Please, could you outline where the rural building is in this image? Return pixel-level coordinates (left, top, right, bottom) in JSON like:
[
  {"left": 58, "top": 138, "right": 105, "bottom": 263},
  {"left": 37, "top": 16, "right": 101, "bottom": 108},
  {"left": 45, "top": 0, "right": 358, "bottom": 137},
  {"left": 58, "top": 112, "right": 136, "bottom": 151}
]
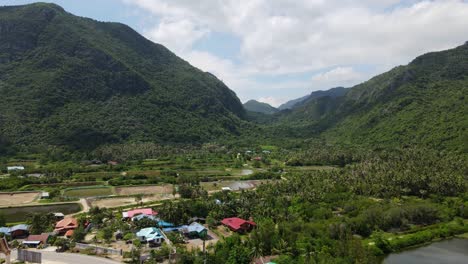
[
  {"left": 55, "top": 218, "right": 78, "bottom": 235},
  {"left": 132, "top": 214, "right": 158, "bottom": 222},
  {"left": 7, "top": 166, "right": 24, "bottom": 171},
  {"left": 180, "top": 222, "right": 207, "bottom": 239},
  {"left": 53, "top": 213, "right": 65, "bottom": 220},
  {"left": 22, "top": 233, "right": 50, "bottom": 248},
  {"left": 122, "top": 208, "right": 158, "bottom": 219},
  {"left": 8, "top": 224, "right": 30, "bottom": 238},
  {"left": 188, "top": 217, "right": 206, "bottom": 224},
  {"left": 41, "top": 192, "right": 49, "bottom": 199},
  {"left": 136, "top": 227, "right": 164, "bottom": 245},
  {"left": 222, "top": 187, "right": 232, "bottom": 192},
  {"left": 221, "top": 217, "right": 256, "bottom": 233}
]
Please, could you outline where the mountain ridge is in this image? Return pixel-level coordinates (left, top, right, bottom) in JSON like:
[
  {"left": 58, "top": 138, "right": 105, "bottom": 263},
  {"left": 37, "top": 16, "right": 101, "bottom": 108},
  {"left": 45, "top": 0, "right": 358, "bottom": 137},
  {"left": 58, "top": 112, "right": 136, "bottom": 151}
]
[{"left": 0, "top": 3, "right": 246, "bottom": 151}]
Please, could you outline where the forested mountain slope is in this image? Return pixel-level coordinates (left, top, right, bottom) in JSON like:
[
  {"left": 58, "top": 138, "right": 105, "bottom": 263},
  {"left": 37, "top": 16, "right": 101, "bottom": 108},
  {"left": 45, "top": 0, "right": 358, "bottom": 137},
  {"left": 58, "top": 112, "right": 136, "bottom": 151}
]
[
  {"left": 0, "top": 3, "right": 246, "bottom": 152},
  {"left": 275, "top": 43, "right": 468, "bottom": 152},
  {"left": 243, "top": 100, "right": 278, "bottom": 114}
]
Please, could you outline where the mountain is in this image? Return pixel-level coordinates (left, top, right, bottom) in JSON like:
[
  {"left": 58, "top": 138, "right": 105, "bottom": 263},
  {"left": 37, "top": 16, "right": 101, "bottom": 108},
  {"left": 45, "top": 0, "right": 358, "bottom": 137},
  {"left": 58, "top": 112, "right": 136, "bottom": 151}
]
[
  {"left": 0, "top": 3, "right": 246, "bottom": 151},
  {"left": 243, "top": 100, "right": 278, "bottom": 114},
  {"left": 277, "top": 95, "right": 309, "bottom": 110},
  {"left": 278, "top": 43, "right": 468, "bottom": 152},
  {"left": 278, "top": 87, "right": 347, "bottom": 110}
]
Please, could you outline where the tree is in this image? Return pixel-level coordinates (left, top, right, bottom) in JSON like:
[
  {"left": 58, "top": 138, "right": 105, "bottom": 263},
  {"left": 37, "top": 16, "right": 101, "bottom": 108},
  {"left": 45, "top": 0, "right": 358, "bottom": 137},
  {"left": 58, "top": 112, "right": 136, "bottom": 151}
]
[
  {"left": 72, "top": 225, "right": 86, "bottom": 242},
  {"left": 102, "top": 227, "right": 113, "bottom": 243}
]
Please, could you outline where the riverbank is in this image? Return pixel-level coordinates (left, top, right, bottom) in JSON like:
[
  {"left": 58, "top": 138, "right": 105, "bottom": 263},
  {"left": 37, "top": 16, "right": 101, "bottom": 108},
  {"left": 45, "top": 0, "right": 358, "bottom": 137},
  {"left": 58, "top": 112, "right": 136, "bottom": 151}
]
[
  {"left": 366, "top": 218, "right": 468, "bottom": 257},
  {"left": 383, "top": 238, "right": 468, "bottom": 264}
]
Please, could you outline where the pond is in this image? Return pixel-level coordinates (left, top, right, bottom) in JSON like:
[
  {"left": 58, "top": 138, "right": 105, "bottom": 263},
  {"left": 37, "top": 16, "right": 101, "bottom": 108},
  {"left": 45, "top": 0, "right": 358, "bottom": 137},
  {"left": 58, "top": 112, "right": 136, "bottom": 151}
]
[{"left": 384, "top": 238, "right": 468, "bottom": 264}]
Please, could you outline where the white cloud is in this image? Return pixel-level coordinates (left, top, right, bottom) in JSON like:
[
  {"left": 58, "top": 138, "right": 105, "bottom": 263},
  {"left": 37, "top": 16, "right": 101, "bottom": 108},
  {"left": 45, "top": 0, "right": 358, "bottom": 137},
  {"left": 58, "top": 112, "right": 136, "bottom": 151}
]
[
  {"left": 144, "top": 19, "right": 208, "bottom": 54},
  {"left": 122, "top": 0, "right": 468, "bottom": 102},
  {"left": 258, "top": 96, "right": 285, "bottom": 107},
  {"left": 311, "top": 67, "right": 365, "bottom": 89}
]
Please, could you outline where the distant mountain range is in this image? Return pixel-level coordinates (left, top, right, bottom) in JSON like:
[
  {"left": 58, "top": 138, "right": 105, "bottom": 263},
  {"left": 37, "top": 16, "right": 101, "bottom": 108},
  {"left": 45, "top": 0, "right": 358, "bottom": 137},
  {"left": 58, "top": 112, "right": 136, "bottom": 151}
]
[
  {"left": 278, "top": 87, "right": 347, "bottom": 110},
  {"left": 0, "top": 3, "right": 466, "bottom": 155},
  {"left": 243, "top": 100, "right": 278, "bottom": 114},
  {"left": 0, "top": 3, "right": 245, "bottom": 152},
  {"left": 274, "top": 43, "right": 468, "bottom": 152}
]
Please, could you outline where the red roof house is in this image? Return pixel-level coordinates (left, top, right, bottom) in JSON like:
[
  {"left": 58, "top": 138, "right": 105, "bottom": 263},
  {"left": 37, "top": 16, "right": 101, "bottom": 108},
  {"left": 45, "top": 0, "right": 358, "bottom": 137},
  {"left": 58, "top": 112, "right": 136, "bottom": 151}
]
[
  {"left": 23, "top": 233, "right": 50, "bottom": 247},
  {"left": 221, "top": 217, "right": 256, "bottom": 233},
  {"left": 122, "top": 208, "right": 158, "bottom": 218},
  {"left": 64, "top": 230, "right": 74, "bottom": 238},
  {"left": 55, "top": 218, "right": 78, "bottom": 235}
]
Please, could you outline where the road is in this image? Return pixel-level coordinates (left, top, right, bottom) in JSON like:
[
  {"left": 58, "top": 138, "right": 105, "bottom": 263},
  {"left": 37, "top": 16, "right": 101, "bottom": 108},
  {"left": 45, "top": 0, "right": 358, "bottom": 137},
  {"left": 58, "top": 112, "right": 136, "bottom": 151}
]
[{"left": 11, "top": 249, "right": 121, "bottom": 264}]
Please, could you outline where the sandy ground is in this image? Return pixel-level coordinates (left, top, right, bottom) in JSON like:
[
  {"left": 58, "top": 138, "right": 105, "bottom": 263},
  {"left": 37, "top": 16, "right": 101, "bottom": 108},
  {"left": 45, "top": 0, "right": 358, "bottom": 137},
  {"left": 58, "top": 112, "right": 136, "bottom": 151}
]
[
  {"left": 0, "top": 192, "right": 40, "bottom": 206},
  {"left": 115, "top": 185, "right": 174, "bottom": 196},
  {"left": 90, "top": 193, "right": 178, "bottom": 208}
]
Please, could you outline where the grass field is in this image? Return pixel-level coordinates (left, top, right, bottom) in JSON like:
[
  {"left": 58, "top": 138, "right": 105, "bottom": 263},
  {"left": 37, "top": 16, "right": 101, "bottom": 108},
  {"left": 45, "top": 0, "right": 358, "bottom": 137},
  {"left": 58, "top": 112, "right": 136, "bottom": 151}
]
[
  {"left": 63, "top": 186, "right": 113, "bottom": 198},
  {"left": 0, "top": 203, "right": 82, "bottom": 223},
  {"left": 0, "top": 192, "right": 40, "bottom": 206}
]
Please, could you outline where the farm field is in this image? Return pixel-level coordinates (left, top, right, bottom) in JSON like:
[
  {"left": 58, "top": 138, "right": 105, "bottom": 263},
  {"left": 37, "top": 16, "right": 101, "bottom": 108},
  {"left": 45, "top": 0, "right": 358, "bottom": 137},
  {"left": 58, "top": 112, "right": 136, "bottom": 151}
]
[
  {"left": 0, "top": 192, "right": 40, "bottom": 206},
  {"left": 0, "top": 203, "right": 82, "bottom": 223},
  {"left": 115, "top": 185, "right": 173, "bottom": 196},
  {"left": 63, "top": 186, "right": 114, "bottom": 198}
]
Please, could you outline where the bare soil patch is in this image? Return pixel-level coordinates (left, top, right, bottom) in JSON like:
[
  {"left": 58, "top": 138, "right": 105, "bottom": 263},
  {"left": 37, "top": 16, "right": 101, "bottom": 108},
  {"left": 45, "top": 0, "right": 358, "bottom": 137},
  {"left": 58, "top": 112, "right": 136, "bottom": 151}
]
[
  {"left": 115, "top": 185, "right": 173, "bottom": 196},
  {"left": 0, "top": 192, "right": 40, "bottom": 206}
]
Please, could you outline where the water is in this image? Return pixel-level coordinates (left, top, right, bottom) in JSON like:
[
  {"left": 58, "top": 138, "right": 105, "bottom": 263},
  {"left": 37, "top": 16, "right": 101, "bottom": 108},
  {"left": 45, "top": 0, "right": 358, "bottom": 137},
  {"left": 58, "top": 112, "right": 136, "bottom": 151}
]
[{"left": 384, "top": 238, "right": 468, "bottom": 264}]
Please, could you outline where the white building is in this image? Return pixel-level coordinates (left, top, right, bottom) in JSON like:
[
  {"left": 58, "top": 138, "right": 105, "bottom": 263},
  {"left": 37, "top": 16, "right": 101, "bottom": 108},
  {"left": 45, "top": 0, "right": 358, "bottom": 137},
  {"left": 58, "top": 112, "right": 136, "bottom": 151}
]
[{"left": 7, "top": 166, "right": 24, "bottom": 171}]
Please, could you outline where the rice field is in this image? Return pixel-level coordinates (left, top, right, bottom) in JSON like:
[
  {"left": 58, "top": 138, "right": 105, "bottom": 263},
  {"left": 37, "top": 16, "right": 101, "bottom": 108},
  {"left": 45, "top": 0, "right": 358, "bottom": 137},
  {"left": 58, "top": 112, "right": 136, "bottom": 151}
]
[{"left": 63, "top": 186, "right": 113, "bottom": 198}]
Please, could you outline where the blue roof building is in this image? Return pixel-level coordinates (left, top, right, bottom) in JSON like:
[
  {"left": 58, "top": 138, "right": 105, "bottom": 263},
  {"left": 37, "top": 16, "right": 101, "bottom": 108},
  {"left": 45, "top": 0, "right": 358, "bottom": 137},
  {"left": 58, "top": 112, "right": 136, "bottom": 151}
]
[{"left": 136, "top": 227, "right": 164, "bottom": 244}]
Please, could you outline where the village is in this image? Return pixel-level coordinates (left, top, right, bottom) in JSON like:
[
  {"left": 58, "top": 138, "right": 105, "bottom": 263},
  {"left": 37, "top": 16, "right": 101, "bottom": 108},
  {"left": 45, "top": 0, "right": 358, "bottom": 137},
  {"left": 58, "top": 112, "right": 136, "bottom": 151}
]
[
  {"left": 0, "top": 149, "right": 294, "bottom": 264},
  {"left": 0, "top": 205, "right": 258, "bottom": 263}
]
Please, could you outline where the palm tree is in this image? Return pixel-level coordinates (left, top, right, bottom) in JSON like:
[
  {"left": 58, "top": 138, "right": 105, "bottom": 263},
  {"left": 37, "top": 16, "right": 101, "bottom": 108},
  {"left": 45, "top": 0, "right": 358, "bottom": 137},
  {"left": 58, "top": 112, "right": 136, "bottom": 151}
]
[{"left": 250, "top": 242, "right": 265, "bottom": 264}]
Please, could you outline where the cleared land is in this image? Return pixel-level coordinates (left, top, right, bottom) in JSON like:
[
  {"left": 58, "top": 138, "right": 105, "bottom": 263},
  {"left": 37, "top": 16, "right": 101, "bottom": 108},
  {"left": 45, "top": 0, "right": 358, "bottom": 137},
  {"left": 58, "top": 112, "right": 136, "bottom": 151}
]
[
  {"left": 115, "top": 185, "right": 173, "bottom": 196},
  {"left": 63, "top": 186, "right": 113, "bottom": 198},
  {"left": 201, "top": 180, "right": 269, "bottom": 191},
  {"left": 0, "top": 192, "right": 40, "bottom": 206},
  {"left": 0, "top": 203, "right": 81, "bottom": 222}
]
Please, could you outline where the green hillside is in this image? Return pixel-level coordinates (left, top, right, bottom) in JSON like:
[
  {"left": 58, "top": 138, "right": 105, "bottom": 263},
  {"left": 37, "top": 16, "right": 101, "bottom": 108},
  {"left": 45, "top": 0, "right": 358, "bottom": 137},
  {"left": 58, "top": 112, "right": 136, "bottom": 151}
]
[
  {"left": 243, "top": 100, "right": 278, "bottom": 114},
  {"left": 0, "top": 3, "right": 246, "bottom": 151},
  {"left": 275, "top": 43, "right": 468, "bottom": 152}
]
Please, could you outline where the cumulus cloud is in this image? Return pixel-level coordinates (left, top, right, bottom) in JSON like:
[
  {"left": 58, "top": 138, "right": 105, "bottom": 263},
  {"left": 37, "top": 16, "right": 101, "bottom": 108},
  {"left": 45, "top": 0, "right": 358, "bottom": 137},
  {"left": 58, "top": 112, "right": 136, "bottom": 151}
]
[
  {"left": 311, "top": 67, "right": 366, "bottom": 89},
  {"left": 122, "top": 0, "right": 468, "bottom": 102}
]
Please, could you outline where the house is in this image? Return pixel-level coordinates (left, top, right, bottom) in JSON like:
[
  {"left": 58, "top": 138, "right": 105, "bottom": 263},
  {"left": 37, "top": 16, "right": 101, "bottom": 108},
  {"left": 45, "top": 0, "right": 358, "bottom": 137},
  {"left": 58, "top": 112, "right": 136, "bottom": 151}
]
[
  {"left": 41, "top": 192, "right": 50, "bottom": 199},
  {"left": 221, "top": 187, "right": 232, "bottom": 192},
  {"left": 55, "top": 218, "right": 78, "bottom": 235},
  {"left": 65, "top": 230, "right": 74, "bottom": 238},
  {"left": 53, "top": 213, "right": 65, "bottom": 220},
  {"left": 122, "top": 208, "right": 158, "bottom": 219},
  {"left": 253, "top": 157, "right": 262, "bottom": 161},
  {"left": 7, "top": 166, "right": 24, "bottom": 172},
  {"left": 181, "top": 222, "right": 207, "bottom": 239},
  {"left": 22, "top": 233, "right": 50, "bottom": 248},
  {"left": 132, "top": 214, "right": 158, "bottom": 222},
  {"left": 9, "top": 224, "right": 29, "bottom": 238},
  {"left": 188, "top": 217, "right": 206, "bottom": 224},
  {"left": 107, "top": 161, "right": 119, "bottom": 166},
  {"left": 221, "top": 217, "right": 256, "bottom": 233},
  {"left": 136, "top": 227, "right": 164, "bottom": 245}
]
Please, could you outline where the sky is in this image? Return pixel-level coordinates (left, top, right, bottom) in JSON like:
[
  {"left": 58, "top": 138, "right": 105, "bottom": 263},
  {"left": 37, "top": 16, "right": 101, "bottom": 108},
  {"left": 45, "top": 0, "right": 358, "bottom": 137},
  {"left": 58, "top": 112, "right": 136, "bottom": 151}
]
[{"left": 2, "top": 0, "right": 468, "bottom": 106}]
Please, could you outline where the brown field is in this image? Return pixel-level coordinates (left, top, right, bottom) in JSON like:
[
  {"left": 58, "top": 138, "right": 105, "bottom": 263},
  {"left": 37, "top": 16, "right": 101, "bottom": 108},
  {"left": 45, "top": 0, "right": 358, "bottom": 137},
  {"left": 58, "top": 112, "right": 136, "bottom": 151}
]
[
  {"left": 90, "top": 193, "right": 177, "bottom": 208},
  {"left": 0, "top": 192, "right": 40, "bottom": 206},
  {"left": 115, "top": 184, "right": 173, "bottom": 196}
]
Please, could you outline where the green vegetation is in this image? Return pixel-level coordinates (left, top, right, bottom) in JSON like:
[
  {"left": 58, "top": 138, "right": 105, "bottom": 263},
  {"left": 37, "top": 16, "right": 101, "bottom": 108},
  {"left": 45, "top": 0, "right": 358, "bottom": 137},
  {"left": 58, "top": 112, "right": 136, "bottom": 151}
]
[
  {"left": 63, "top": 186, "right": 113, "bottom": 198},
  {"left": 0, "top": 203, "right": 81, "bottom": 222},
  {"left": 0, "top": 3, "right": 466, "bottom": 264},
  {"left": 243, "top": 100, "right": 278, "bottom": 114},
  {"left": 0, "top": 3, "right": 246, "bottom": 154}
]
